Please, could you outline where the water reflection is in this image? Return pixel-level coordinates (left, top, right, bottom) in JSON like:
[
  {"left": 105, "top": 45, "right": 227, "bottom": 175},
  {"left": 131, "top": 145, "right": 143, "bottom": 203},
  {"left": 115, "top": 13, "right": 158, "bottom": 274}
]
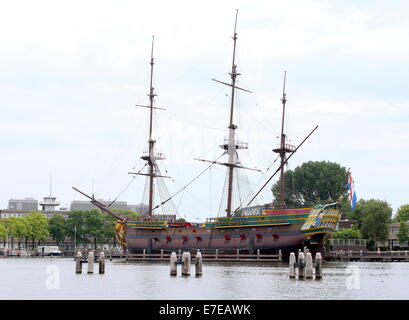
[{"left": 0, "top": 258, "right": 408, "bottom": 300}]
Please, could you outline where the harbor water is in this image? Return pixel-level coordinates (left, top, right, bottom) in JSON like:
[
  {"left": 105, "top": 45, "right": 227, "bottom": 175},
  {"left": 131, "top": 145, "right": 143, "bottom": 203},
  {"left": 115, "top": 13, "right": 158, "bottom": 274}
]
[{"left": 0, "top": 257, "right": 408, "bottom": 300}]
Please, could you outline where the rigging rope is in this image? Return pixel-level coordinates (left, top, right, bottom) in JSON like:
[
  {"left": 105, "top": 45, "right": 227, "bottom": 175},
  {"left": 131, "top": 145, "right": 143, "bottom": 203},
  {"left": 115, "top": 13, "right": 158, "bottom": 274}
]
[
  {"left": 152, "top": 152, "right": 226, "bottom": 211},
  {"left": 107, "top": 163, "right": 148, "bottom": 208}
]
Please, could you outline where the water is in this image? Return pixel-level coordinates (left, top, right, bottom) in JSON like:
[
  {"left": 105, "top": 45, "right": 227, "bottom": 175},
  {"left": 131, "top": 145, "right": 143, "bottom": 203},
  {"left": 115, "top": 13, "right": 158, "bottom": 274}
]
[{"left": 0, "top": 258, "right": 408, "bottom": 300}]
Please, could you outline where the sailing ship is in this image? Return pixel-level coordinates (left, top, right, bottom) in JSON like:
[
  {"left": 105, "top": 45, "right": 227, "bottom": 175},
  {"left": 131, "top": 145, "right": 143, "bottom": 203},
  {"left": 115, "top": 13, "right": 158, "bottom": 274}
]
[{"left": 73, "top": 11, "right": 341, "bottom": 258}]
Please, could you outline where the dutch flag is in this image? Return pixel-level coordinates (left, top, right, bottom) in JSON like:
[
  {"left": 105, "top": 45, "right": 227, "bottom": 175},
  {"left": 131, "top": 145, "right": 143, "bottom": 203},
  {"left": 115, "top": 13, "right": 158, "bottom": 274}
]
[{"left": 346, "top": 173, "right": 357, "bottom": 210}]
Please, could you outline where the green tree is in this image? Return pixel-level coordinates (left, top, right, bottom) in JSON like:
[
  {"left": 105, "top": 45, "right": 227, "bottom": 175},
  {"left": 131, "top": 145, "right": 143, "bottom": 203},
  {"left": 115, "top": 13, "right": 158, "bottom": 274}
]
[
  {"left": 360, "top": 199, "right": 392, "bottom": 245},
  {"left": 25, "top": 212, "right": 49, "bottom": 247},
  {"left": 112, "top": 209, "right": 141, "bottom": 220},
  {"left": 13, "top": 218, "right": 29, "bottom": 250},
  {"left": 397, "top": 220, "right": 409, "bottom": 246},
  {"left": 0, "top": 223, "right": 6, "bottom": 242},
  {"left": 3, "top": 217, "right": 18, "bottom": 249},
  {"left": 176, "top": 218, "right": 187, "bottom": 223},
  {"left": 344, "top": 199, "right": 366, "bottom": 229},
  {"left": 271, "top": 161, "right": 349, "bottom": 208},
  {"left": 394, "top": 204, "right": 409, "bottom": 222},
  {"left": 48, "top": 214, "right": 67, "bottom": 245},
  {"left": 67, "top": 210, "right": 114, "bottom": 248},
  {"left": 102, "top": 214, "right": 117, "bottom": 246},
  {"left": 66, "top": 210, "right": 89, "bottom": 245},
  {"left": 22, "top": 215, "right": 32, "bottom": 249},
  {"left": 332, "top": 227, "right": 363, "bottom": 239},
  {"left": 84, "top": 210, "right": 106, "bottom": 249}
]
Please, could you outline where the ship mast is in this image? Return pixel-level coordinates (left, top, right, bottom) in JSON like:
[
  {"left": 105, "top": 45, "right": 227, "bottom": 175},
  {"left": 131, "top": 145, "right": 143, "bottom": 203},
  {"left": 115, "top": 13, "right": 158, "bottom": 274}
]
[
  {"left": 130, "top": 36, "right": 168, "bottom": 221},
  {"left": 272, "top": 71, "right": 296, "bottom": 208},
  {"left": 196, "top": 10, "right": 260, "bottom": 218},
  {"left": 147, "top": 36, "right": 156, "bottom": 221},
  {"left": 225, "top": 10, "right": 240, "bottom": 218}
]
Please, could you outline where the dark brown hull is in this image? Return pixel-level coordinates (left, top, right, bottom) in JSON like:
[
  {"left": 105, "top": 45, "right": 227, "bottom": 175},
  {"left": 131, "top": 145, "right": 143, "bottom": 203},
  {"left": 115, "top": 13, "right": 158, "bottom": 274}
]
[{"left": 125, "top": 222, "right": 322, "bottom": 258}]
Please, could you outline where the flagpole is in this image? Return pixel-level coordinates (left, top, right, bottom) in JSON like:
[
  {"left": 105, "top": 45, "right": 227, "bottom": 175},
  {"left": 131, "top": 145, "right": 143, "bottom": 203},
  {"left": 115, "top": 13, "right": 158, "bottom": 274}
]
[{"left": 74, "top": 225, "right": 77, "bottom": 252}]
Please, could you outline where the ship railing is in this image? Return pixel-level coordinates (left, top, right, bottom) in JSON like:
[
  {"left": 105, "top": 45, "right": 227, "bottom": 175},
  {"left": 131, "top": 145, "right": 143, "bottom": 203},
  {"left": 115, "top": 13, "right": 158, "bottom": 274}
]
[
  {"left": 124, "top": 248, "right": 282, "bottom": 262},
  {"left": 329, "top": 239, "right": 367, "bottom": 246},
  {"left": 141, "top": 151, "right": 166, "bottom": 160},
  {"left": 326, "top": 249, "right": 409, "bottom": 259},
  {"left": 220, "top": 138, "right": 248, "bottom": 150}
]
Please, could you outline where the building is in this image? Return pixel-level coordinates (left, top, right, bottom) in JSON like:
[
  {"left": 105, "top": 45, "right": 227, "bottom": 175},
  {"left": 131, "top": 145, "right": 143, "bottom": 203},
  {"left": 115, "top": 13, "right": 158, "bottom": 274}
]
[
  {"left": 2, "top": 197, "right": 174, "bottom": 221},
  {"left": 69, "top": 200, "right": 128, "bottom": 211},
  {"left": 0, "top": 209, "right": 69, "bottom": 219},
  {"left": 1, "top": 195, "right": 68, "bottom": 219},
  {"left": 69, "top": 200, "right": 149, "bottom": 214},
  {"left": 39, "top": 196, "right": 60, "bottom": 211},
  {"left": 383, "top": 221, "right": 409, "bottom": 249},
  {"left": 8, "top": 198, "right": 38, "bottom": 211},
  {"left": 337, "top": 219, "right": 358, "bottom": 230},
  {"left": 127, "top": 203, "right": 149, "bottom": 215}
]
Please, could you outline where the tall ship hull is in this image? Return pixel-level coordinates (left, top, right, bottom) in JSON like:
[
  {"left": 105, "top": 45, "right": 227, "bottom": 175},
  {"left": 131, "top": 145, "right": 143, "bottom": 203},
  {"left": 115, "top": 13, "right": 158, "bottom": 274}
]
[{"left": 116, "top": 204, "right": 341, "bottom": 257}]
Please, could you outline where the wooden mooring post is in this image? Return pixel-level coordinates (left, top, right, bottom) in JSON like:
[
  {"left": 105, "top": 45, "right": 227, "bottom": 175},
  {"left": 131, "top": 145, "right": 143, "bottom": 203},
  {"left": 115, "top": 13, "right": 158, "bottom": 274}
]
[
  {"left": 75, "top": 251, "right": 82, "bottom": 274},
  {"left": 289, "top": 251, "right": 323, "bottom": 280},
  {"left": 170, "top": 252, "right": 177, "bottom": 276},
  {"left": 195, "top": 251, "right": 202, "bottom": 276},
  {"left": 289, "top": 252, "right": 296, "bottom": 278},
  {"left": 99, "top": 251, "right": 105, "bottom": 274},
  {"left": 315, "top": 253, "right": 322, "bottom": 279},
  {"left": 87, "top": 251, "right": 94, "bottom": 274},
  {"left": 170, "top": 251, "right": 203, "bottom": 277},
  {"left": 298, "top": 252, "right": 305, "bottom": 279},
  {"left": 305, "top": 252, "right": 313, "bottom": 279},
  {"left": 182, "top": 252, "right": 191, "bottom": 276}
]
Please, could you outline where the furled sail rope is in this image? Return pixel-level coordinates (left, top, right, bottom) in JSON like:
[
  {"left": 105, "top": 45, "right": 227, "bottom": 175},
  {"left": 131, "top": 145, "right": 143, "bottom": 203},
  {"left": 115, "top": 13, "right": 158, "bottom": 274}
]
[
  {"left": 152, "top": 152, "right": 226, "bottom": 211},
  {"left": 154, "top": 161, "right": 178, "bottom": 216},
  {"left": 107, "top": 163, "right": 147, "bottom": 208},
  {"left": 232, "top": 155, "right": 280, "bottom": 214}
]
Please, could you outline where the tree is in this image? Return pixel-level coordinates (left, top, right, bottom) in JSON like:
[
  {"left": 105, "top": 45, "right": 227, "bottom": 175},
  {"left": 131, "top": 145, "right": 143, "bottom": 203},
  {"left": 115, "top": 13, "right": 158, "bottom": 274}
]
[
  {"left": 66, "top": 210, "right": 89, "bottom": 245},
  {"left": 21, "top": 215, "right": 32, "bottom": 249},
  {"left": 48, "top": 214, "right": 67, "bottom": 245},
  {"left": 3, "top": 217, "right": 17, "bottom": 249},
  {"left": 360, "top": 199, "right": 392, "bottom": 244},
  {"left": 13, "top": 218, "right": 29, "bottom": 250},
  {"left": 25, "top": 212, "right": 49, "bottom": 247},
  {"left": 344, "top": 199, "right": 365, "bottom": 229},
  {"left": 67, "top": 210, "right": 114, "bottom": 248},
  {"left": 332, "top": 227, "right": 363, "bottom": 240},
  {"left": 271, "top": 161, "right": 349, "bottom": 208},
  {"left": 0, "top": 219, "right": 13, "bottom": 247},
  {"left": 397, "top": 220, "right": 409, "bottom": 246},
  {"left": 394, "top": 204, "right": 409, "bottom": 222},
  {"left": 112, "top": 209, "right": 141, "bottom": 220},
  {"left": 0, "top": 223, "right": 6, "bottom": 242},
  {"left": 84, "top": 210, "right": 106, "bottom": 249},
  {"left": 102, "top": 214, "right": 117, "bottom": 246}
]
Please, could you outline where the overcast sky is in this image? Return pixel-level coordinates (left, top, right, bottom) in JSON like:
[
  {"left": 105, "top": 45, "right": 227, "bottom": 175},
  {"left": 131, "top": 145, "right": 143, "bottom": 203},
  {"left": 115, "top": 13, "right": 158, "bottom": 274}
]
[{"left": 1, "top": 0, "right": 408, "bottom": 221}]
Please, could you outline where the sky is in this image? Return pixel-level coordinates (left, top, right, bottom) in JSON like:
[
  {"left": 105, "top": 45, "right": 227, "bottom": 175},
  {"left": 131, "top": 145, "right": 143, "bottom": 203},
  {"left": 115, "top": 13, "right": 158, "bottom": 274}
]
[{"left": 1, "top": 0, "right": 408, "bottom": 221}]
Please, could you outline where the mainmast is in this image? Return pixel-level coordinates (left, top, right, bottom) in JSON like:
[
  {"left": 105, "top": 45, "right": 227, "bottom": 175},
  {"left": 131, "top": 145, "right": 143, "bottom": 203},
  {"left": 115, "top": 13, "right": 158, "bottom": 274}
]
[
  {"left": 273, "top": 71, "right": 296, "bottom": 208},
  {"left": 147, "top": 36, "right": 156, "bottom": 221},
  {"left": 130, "top": 36, "right": 168, "bottom": 221},
  {"left": 225, "top": 10, "right": 240, "bottom": 218},
  {"left": 196, "top": 10, "right": 259, "bottom": 217}
]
